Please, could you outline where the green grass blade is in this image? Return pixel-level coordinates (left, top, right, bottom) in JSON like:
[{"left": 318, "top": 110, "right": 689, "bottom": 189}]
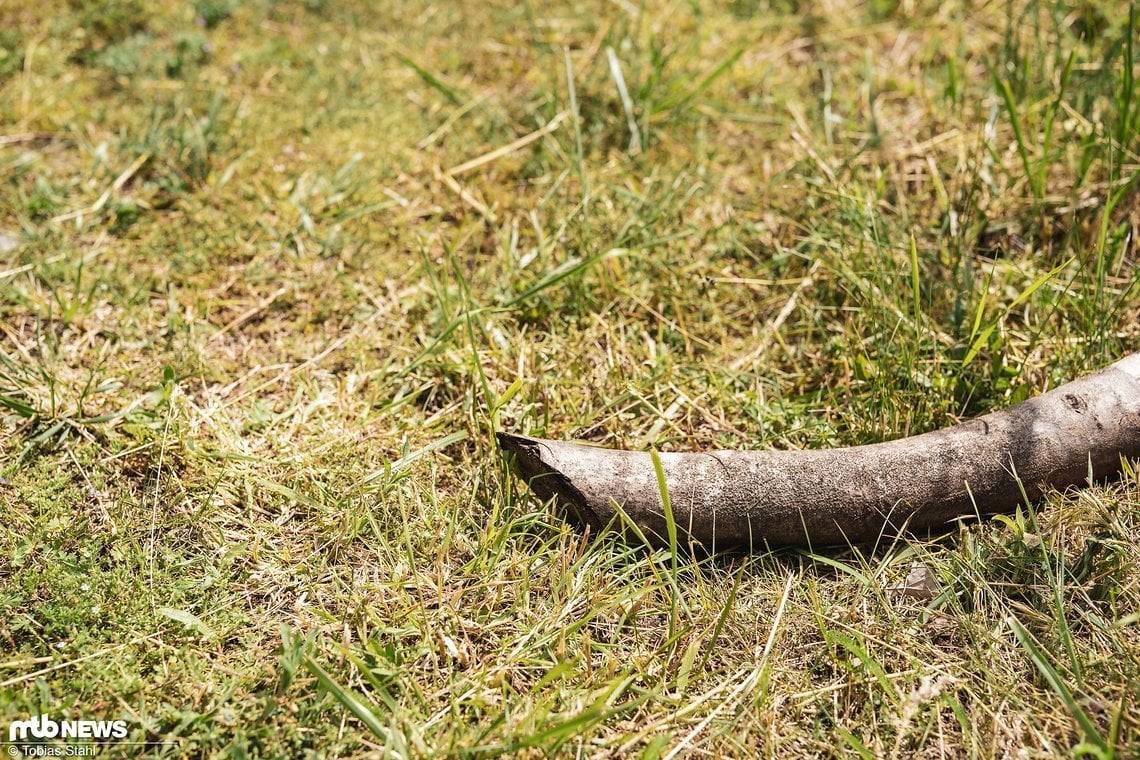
[
  {"left": 695, "top": 565, "right": 742, "bottom": 675},
  {"left": 963, "top": 258, "right": 1071, "bottom": 366},
  {"left": 804, "top": 552, "right": 872, "bottom": 586},
  {"left": 1115, "top": 5, "right": 1135, "bottom": 149},
  {"left": 0, "top": 393, "right": 37, "bottom": 417},
  {"left": 909, "top": 234, "right": 921, "bottom": 321},
  {"left": 605, "top": 47, "right": 642, "bottom": 154},
  {"left": 650, "top": 447, "right": 679, "bottom": 641},
  {"left": 363, "top": 430, "right": 468, "bottom": 484},
  {"left": 649, "top": 448, "right": 678, "bottom": 574},
  {"left": 823, "top": 629, "right": 898, "bottom": 704},
  {"left": 304, "top": 655, "right": 393, "bottom": 745},
  {"left": 1040, "top": 47, "right": 1077, "bottom": 196},
  {"left": 503, "top": 248, "right": 625, "bottom": 308},
  {"left": 1008, "top": 616, "right": 1107, "bottom": 753},
  {"left": 652, "top": 47, "right": 744, "bottom": 115},
  {"left": 993, "top": 70, "right": 1041, "bottom": 199},
  {"left": 1007, "top": 257, "right": 1073, "bottom": 311},
  {"left": 394, "top": 52, "right": 463, "bottom": 105}
]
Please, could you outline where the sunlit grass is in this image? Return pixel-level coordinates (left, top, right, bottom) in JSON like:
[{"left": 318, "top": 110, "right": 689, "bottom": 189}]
[{"left": 1, "top": 0, "right": 1138, "bottom": 756}]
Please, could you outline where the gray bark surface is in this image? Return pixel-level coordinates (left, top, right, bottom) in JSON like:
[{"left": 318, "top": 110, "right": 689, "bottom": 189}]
[{"left": 498, "top": 354, "right": 1140, "bottom": 549}]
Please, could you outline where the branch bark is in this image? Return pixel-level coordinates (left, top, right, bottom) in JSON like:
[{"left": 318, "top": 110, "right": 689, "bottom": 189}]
[{"left": 498, "top": 354, "right": 1140, "bottom": 549}]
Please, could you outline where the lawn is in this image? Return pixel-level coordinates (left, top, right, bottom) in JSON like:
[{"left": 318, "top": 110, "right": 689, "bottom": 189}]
[{"left": 1, "top": 0, "right": 1138, "bottom": 756}]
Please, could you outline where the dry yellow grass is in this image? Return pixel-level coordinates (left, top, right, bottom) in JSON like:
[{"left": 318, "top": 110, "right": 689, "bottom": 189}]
[{"left": 1, "top": 0, "right": 1138, "bottom": 756}]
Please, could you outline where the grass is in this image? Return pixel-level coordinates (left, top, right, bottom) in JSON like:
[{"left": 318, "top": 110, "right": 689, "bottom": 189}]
[{"left": 1, "top": 0, "right": 1138, "bottom": 756}]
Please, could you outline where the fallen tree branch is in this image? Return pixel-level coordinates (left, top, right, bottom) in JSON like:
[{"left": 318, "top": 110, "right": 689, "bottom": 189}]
[{"left": 498, "top": 354, "right": 1140, "bottom": 549}]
